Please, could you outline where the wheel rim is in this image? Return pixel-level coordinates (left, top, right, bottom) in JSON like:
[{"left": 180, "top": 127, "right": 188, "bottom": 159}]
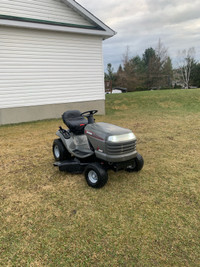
[
  {"left": 88, "top": 170, "right": 98, "bottom": 184},
  {"left": 54, "top": 145, "right": 60, "bottom": 159}
]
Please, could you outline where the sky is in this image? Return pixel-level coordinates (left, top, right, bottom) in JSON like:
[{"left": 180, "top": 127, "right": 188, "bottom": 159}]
[{"left": 77, "top": 0, "right": 200, "bottom": 72}]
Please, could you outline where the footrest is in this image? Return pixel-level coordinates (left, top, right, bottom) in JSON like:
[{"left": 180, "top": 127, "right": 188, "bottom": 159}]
[
  {"left": 54, "top": 159, "right": 88, "bottom": 173},
  {"left": 72, "top": 149, "right": 94, "bottom": 158}
]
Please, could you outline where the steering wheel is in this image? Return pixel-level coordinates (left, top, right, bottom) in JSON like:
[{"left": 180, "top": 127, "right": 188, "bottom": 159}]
[{"left": 81, "top": 110, "right": 98, "bottom": 117}]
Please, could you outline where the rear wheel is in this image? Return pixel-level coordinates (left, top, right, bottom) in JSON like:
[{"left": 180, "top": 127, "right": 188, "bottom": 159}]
[
  {"left": 53, "top": 139, "right": 71, "bottom": 161},
  {"left": 85, "top": 163, "right": 108, "bottom": 188}
]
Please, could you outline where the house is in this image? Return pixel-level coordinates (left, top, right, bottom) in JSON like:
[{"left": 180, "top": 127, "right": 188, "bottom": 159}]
[{"left": 0, "top": 0, "right": 115, "bottom": 125}]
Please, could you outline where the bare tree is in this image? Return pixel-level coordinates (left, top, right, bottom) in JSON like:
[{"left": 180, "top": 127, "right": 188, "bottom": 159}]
[
  {"left": 122, "top": 46, "right": 131, "bottom": 66},
  {"left": 177, "top": 48, "right": 195, "bottom": 89},
  {"left": 155, "top": 38, "right": 168, "bottom": 69},
  {"left": 117, "top": 46, "right": 138, "bottom": 91}
]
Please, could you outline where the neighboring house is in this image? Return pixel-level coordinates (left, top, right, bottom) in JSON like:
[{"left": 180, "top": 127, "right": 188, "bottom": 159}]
[{"left": 0, "top": 0, "right": 115, "bottom": 125}]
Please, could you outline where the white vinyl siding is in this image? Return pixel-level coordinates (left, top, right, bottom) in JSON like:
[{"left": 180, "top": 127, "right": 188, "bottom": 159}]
[
  {"left": 0, "top": 26, "right": 105, "bottom": 109},
  {"left": 0, "top": 0, "right": 93, "bottom": 27}
]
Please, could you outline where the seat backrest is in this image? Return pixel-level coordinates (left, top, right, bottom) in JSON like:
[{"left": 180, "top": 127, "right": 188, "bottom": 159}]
[
  {"left": 62, "top": 110, "right": 82, "bottom": 125},
  {"left": 62, "top": 110, "right": 88, "bottom": 135}
]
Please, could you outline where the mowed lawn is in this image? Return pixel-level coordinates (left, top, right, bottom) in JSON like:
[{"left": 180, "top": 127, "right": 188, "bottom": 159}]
[{"left": 0, "top": 89, "right": 200, "bottom": 266}]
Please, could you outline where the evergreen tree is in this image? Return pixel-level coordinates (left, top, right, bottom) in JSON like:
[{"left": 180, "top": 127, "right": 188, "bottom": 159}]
[
  {"left": 104, "top": 63, "right": 117, "bottom": 86},
  {"left": 190, "top": 62, "right": 200, "bottom": 87}
]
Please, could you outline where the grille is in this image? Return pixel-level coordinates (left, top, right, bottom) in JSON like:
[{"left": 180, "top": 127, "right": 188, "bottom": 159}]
[{"left": 107, "top": 140, "right": 136, "bottom": 155}]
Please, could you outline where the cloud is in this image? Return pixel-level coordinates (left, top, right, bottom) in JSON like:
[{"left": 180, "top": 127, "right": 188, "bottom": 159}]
[{"left": 77, "top": 0, "right": 200, "bottom": 70}]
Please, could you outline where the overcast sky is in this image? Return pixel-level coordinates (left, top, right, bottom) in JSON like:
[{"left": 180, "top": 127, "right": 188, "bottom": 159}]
[{"left": 77, "top": 0, "right": 200, "bottom": 71}]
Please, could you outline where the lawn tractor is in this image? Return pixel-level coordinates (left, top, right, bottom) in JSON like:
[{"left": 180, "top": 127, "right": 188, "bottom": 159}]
[{"left": 53, "top": 110, "right": 144, "bottom": 188}]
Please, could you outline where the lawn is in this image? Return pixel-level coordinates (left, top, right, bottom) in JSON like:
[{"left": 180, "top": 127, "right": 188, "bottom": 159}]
[{"left": 0, "top": 89, "right": 200, "bottom": 266}]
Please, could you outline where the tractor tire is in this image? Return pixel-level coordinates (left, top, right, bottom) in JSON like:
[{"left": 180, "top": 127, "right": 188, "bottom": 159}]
[
  {"left": 52, "top": 139, "right": 71, "bottom": 161},
  {"left": 85, "top": 163, "right": 108, "bottom": 188},
  {"left": 126, "top": 153, "right": 144, "bottom": 172},
  {"left": 134, "top": 153, "right": 144, "bottom": 171}
]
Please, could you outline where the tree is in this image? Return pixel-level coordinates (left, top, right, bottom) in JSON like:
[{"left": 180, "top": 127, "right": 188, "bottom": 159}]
[
  {"left": 190, "top": 62, "right": 200, "bottom": 87},
  {"left": 120, "top": 59, "right": 138, "bottom": 91},
  {"left": 142, "top": 40, "right": 173, "bottom": 89},
  {"left": 117, "top": 64, "right": 123, "bottom": 73},
  {"left": 122, "top": 46, "right": 131, "bottom": 66},
  {"left": 177, "top": 48, "right": 195, "bottom": 89},
  {"left": 115, "top": 64, "right": 126, "bottom": 88},
  {"left": 104, "top": 63, "right": 117, "bottom": 87},
  {"left": 162, "top": 56, "right": 173, "bottom": 87},
  {"left": 130, "top": 56, "right": 145, "bottom": 74},
  {"left": 142, "top": 47, "right": 156, "bottom": 67},
  {"left": 115, "top": 46, "right": 138, "bottom": 91},
  {"left": 155, "top": 38, "right": 168, "bottom": 70},
  {"left": 142, "top": 47, "right": 159, "bottom": 89},
  {"left": 105, "top": 63, "right": 114, "bottom": 81},
  {"left": 129, "top": 56, "right": 146, "bottom": 88},
  {"left": 155, "top": 39, "right": 173, "bottom": 87}
]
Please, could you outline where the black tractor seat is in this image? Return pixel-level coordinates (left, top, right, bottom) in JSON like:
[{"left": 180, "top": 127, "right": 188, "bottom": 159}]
[{"left": 62, "top": 110, "right": 88, "bottom": 135}]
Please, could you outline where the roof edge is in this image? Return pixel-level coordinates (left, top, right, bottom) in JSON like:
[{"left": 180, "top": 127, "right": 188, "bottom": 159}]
[
  {"left": 0, "top": 14, "right": 100, "bottom": 30},
  {"left": 0, "top": 18, "right": 113, "bottom": 38},
  {"left": 62, "top": 0, "right": 116, "bottom": 39}
]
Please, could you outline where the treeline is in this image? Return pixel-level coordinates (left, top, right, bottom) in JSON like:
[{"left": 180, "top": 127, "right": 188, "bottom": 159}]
[{"left": 105, "top": 40, "right": 200, "bottom": 91}]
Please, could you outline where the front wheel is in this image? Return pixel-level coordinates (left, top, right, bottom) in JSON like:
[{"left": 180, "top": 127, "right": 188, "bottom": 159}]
[
  {"left": 126, "top": 153, "right": 144, "bottom": 172},
  {"left": 134, "top": 153, "right": 144, "bottom": 171},
  {"left": 85, "top": 163, "right": 108, "bottom": 188}
]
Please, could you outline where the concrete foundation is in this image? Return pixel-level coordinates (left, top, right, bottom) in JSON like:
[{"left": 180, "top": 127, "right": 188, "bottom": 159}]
[{"left": 0, "top": 100, "right": 105, "bottom": 125}]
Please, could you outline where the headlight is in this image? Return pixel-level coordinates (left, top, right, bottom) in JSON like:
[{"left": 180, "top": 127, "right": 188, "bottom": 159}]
[{"left": 107, "top": 132, "right": 136, "bottom": 142}]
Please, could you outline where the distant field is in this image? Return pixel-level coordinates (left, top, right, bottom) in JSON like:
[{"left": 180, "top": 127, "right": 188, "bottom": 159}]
[{"left": 0, "top": 89, "right": 200, "bottom": 266}]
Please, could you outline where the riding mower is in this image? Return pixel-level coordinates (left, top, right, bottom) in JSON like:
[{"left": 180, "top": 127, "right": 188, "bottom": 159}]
[{"left": 53, "top": 110, "right": 144, "bottom": 188}]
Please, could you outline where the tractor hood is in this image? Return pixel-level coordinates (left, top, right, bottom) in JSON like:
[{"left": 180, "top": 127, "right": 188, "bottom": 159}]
[
  {"left": 85, "top": 122, "right": 136, "bottom": 142},
  {"left": 85, "top": 122, "right": 137, "bottom": 163}
]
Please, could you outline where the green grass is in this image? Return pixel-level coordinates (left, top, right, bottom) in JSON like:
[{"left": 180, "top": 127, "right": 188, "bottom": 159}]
[{"left": 0, "top": 89, "right": 200, "bottom": 266}]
